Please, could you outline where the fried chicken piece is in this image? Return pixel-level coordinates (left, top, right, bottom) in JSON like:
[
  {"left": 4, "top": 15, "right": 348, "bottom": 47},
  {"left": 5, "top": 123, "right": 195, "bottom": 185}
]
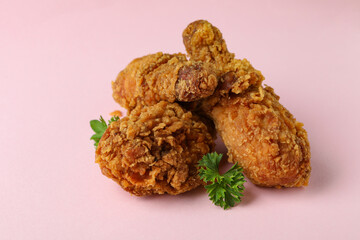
[
  {"left": 183, "top": 20, "right": 263, "bottom": 97},
  {"left": 183, "top": 20, "right": 233, "bottom": 70},
  {"left": 183, "top": 20, "right": 311, "bottom": 187},
  {"left": 112, "top": 52, "right": 218, "bottom": 111},
  {"left": 212, "top": 86, "right": 310, "bottom": 187},
  {"left": 95, "top": 101, "right": 214, "bottom": 196}
]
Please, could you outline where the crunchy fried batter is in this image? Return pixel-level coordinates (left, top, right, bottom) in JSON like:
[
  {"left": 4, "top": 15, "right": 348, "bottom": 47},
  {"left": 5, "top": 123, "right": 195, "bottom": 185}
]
[
  {"left": 112, "top": 52, "right": 218, "bottom": 111},
  {"left": 212, "top": 86, "right": 310, "bottom": 187},
  {"left": 183, "top": 20, "right": 311, "bottom": 187},
  {"left": 183, "top": 20, "right": 233, "bottom": 69},
  {"left": 183, "top": 20, "right": 264, "bottom": 98},
  {"left": 95, "top": 101, "right": 214, "bottom": 196}
]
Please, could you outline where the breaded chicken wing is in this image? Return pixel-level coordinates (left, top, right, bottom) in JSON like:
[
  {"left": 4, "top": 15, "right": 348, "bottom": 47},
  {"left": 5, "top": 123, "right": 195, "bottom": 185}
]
[
  {"left": 183, "top": 20, "right": 311, "bottom": 187},
  {"left": 95, "top": 101, "right": 214, "bottom": 196},
  {"left": 112, "top": 52, "right": 218, "bottom": 111}
]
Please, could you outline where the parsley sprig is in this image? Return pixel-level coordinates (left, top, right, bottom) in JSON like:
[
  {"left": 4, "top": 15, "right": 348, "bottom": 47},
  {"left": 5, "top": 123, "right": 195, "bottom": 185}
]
[
  {"left": 198, "top": 152, "right": 246, "bottom": 210},
  {"left": 90, "top": 116, "right": 119, "bottom": 148}
]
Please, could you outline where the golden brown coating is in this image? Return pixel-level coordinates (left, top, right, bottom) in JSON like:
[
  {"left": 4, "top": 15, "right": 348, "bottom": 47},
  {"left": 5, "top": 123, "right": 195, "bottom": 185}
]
[
  {"left": 183, "top": 20, "right": 264, "bottom": 100},
  {"left": 212, "top": 86, "right": 310, "bottom": 187},
  {"left": 112, "top": 52, "right": 218, "bottom": 111},
  {"left": 183, "top": 20, "right": 233, "bottom": 69},
  {"left": 183, "top": 20, "right": 311, "bottom": 187},
  {"left": 95, "top": 101, "right": 214, "bottom": 196}
]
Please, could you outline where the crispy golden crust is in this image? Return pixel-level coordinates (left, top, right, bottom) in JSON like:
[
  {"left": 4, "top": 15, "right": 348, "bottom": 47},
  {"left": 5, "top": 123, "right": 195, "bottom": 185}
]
[
  {"left": 183, "top": 20, "right": 233, "bottom": 69},
  {"left": 183, "top": 20, "right": 264, "bottom": 101},
  {"left": 95, "top": 101, "right": 214, "bottom": 196},
  {"left": 183, "top": 20, "right": 311, "bottom": 187},
  {"left": 112, "top": 52, "right": 218, "bottom": 111},
  {"left": 212, "top": 86, "right": 311, "bottom": 187},
  {"left": 176, "top": 62, "right": 218, "bottom": 102}
]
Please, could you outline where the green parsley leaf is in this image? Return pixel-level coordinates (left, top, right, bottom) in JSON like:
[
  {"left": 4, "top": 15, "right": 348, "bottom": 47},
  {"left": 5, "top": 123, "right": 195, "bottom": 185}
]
[
  {"left": 90, "top": 115, "right": 119, "bottom": 148},
  {"left": 198, "top": 152, "right": 246, "bottom": 210}
]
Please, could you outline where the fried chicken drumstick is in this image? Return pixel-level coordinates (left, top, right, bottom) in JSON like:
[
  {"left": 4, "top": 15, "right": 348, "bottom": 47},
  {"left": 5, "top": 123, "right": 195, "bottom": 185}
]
[
  {"left": 110, "top": 20, "right": 310, "bottom": 188},
  {"left": 96, "top": 101, "right": 214, "bottom": 196},
  {"left": 112, "top": 52, "right": 218, "bottom": 111},
  {"left": 183, "top": 20, "right": 311, "bottom": 187}
]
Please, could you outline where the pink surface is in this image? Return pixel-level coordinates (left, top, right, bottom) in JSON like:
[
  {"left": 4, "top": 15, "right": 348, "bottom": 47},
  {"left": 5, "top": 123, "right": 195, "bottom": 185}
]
[{"left": 1, "top": 0, "right": 360, "bottom": 239}]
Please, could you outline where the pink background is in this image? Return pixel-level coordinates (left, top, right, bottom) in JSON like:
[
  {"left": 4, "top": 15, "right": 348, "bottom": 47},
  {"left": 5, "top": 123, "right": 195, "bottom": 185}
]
[{"left": 1, "top": 0, "right": 359, "bottom": 239}]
